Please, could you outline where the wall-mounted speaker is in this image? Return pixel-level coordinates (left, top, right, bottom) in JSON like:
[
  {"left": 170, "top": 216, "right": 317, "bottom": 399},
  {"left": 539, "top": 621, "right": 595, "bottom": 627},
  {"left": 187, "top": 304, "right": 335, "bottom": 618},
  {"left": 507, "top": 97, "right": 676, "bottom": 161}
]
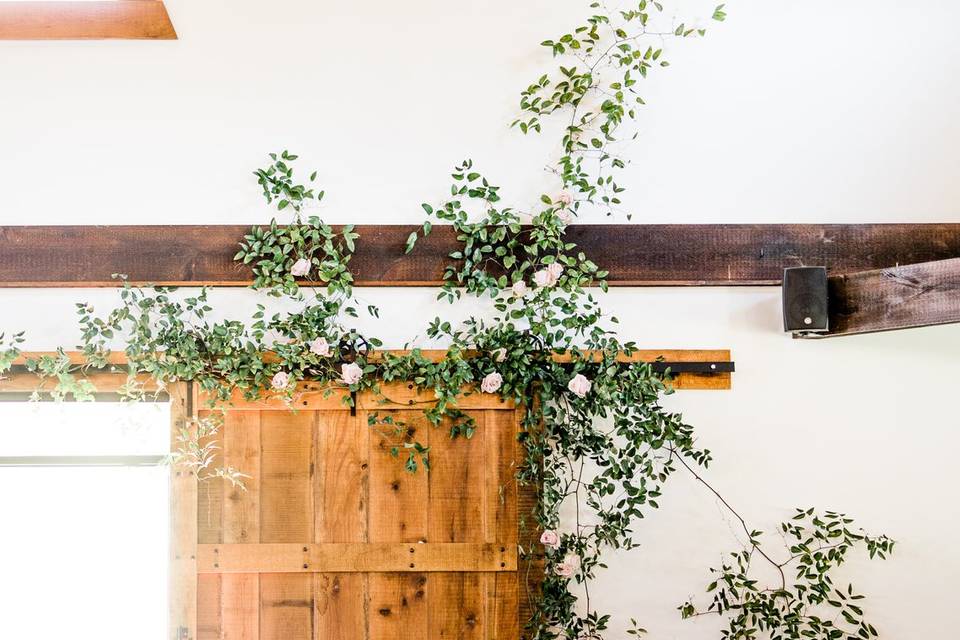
[{"left": 782, "top": 266, "right": 829, "bottom": 333}]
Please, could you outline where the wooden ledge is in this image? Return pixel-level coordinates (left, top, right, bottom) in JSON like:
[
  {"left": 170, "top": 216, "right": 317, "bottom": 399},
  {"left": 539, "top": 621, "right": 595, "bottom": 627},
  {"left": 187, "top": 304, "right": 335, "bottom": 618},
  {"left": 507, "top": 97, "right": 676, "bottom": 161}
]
[{"left": 3, "top": 349, "right": 733, "bottom": 392}]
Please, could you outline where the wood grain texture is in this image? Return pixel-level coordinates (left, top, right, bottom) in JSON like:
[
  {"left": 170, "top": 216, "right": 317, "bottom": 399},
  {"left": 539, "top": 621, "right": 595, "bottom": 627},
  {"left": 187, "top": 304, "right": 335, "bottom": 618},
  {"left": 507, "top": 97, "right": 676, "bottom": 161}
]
[
  {"left": 815, "top": 257, "right": 960, "bottom": 337},
  {"left": 3, "top": 224, "right": 959, "bottom": 286},
  {"left": 221, "top": 574, "right": 260, "bottom": 640},
  {"left": 168, "top": 383, "right": 198, "bottom": 640},
  {"left": 259, "top": 411, "right": 314, "bottom": 543},
  {"left": 222, "top": 412, "right": 261, "bottom": 545},
  {"left": 259, "top": 573, "right": 313, "bottom": 640},
  {"left": 0, "top": 1, "right": 177, "bottom": 40},
  {"left": 198, "top": 543, "right": 516, "bottom": 573}
]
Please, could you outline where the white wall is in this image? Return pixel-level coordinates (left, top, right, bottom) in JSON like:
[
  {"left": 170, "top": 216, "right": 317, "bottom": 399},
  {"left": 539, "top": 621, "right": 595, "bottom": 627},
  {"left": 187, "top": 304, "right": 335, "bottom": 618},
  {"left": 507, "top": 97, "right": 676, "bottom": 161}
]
[{"left": 2, "top": 1, "right": 959, "bottom": 637}]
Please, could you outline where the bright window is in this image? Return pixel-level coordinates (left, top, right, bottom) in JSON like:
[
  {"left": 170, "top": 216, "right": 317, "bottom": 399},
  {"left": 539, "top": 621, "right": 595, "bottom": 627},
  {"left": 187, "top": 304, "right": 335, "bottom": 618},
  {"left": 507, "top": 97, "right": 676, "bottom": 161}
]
[{"left": 0, "top": 401, "right": 170, "bottom": 640}]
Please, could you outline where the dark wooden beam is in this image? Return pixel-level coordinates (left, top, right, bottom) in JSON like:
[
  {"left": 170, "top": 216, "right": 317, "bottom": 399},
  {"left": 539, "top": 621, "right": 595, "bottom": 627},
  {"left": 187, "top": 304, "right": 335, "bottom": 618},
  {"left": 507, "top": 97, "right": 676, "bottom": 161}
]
[
  {"left": 811, "top": 257, "right": 960, "bottom": 337},
  {"left": 1, "top": 224, "right": 959, "bottom": 288}
]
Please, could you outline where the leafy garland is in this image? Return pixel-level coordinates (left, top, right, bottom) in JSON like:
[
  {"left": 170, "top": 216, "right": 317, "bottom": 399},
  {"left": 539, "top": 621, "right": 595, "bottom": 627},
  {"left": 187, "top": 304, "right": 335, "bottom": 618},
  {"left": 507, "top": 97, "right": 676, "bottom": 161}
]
[{"left": 0, "top": 2, "right": 896, "bottom": 638}]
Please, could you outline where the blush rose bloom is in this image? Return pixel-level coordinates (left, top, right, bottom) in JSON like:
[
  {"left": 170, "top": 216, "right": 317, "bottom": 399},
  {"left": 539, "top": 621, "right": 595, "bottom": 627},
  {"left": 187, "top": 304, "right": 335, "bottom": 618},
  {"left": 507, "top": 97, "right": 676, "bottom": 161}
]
[
  {"left": 553, "top": 559, "right": 575, "bottom": 577},
  {"left": 567, "top": 373, "right": 591, "bottom": 398},
  {"left": 340, "top": 362, "right": 363, "bottom": 385},
  {"left": 309, "top": 337, "right": 332, "bottom": 357},
  {"left": 556, "top": 209, "right": 573, "bottom": 224},
  {"left": 290, "top": 258, "right": 311, "bottom": 277},
  {"left": 533, "top": 263, "right": 563, "bottom": 288},
  {"left": 511, "top": 280, "right": 528, "bottom": 297},
  {"left": 481, "top": 372, "right": 503, "bottom": 394},
  {"left": 539, "top": 530, "right": 560, "bottom": 549},
  {"left": 555, "top": 190, "right": 573, "bottom": 206},
  {"left": 271, "top": 371, "right": 290, "bottom": 389}
]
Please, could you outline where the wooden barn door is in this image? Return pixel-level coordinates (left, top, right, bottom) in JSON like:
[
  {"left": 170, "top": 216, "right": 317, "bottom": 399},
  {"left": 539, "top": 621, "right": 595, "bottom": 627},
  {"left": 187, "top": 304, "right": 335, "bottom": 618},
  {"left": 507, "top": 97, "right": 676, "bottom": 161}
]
[{"left": 172, "top": 382, "right": 526, "bottom": 640}]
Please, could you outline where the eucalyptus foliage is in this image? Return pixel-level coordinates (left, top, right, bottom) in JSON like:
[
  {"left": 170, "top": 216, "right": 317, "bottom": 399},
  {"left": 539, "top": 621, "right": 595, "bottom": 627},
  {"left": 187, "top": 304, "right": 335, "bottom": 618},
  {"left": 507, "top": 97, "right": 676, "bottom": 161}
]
[{"left": 0, "top": 2, "right": 895, "bottom": 638}]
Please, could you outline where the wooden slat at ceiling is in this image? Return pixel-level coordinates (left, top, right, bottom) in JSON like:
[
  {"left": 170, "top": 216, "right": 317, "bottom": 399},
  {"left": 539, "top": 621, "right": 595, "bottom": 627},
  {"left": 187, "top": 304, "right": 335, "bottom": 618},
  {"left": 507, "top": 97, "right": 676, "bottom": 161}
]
[
  {"left": 2, "top": 224, "right": 959, "bottom": 287},
  {"left": 0, "top": 1, "right": 177, "bottom": 40}
]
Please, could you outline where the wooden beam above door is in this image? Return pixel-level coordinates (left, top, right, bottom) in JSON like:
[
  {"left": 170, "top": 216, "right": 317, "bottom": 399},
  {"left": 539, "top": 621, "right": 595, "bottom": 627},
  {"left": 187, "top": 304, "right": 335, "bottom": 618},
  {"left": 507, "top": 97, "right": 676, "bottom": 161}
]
[{"left": 1, "top": 224, "right": 958, "bottom": 288}]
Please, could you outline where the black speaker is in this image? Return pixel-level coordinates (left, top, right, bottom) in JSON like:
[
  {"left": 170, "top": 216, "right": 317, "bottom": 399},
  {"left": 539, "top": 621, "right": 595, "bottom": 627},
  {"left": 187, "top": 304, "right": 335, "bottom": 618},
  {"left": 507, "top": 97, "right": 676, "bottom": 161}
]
[{"left": 782, "top": 267, "right": 829, "bottom": 332}]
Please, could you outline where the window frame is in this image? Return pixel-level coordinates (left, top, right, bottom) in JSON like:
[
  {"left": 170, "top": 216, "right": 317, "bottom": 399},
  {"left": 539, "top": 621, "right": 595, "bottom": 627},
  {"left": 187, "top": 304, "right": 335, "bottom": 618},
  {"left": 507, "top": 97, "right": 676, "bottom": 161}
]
[{"left": 0, "top": 1, "right": 177, "bottom": 40}]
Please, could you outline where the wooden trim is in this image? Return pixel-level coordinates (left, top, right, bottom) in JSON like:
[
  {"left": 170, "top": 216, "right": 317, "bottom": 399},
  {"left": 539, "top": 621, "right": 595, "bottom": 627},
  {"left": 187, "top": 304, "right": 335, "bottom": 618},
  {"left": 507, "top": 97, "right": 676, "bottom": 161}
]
[
  {"left": 2, "top": 224, "right": 959, "bottom": 287},
  {"left": 168, "top": 383, "right": 197, "bottom": 640},
  {"left": 809, "top": 257, "right": 960, "bottom": 337},
  {"left": 0, "top": 1, "right": 177, "bottom": 40},
  {"left": 197, "top": 543, "right": 516, "bottom": 573}
]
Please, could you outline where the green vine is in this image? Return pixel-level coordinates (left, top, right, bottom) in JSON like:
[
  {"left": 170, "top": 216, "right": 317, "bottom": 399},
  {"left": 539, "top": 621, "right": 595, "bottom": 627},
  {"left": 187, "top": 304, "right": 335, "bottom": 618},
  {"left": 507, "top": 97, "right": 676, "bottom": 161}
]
[{"left": 0, "top": 2, "right": 896, "bottom": 638}]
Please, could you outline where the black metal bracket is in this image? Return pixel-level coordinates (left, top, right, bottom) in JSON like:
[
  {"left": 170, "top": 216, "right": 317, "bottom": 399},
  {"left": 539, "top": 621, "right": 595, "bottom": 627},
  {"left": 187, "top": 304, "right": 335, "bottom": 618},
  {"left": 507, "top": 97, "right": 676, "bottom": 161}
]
[{"left": 650, "top": 361, "right": 735, "bottom": 375}]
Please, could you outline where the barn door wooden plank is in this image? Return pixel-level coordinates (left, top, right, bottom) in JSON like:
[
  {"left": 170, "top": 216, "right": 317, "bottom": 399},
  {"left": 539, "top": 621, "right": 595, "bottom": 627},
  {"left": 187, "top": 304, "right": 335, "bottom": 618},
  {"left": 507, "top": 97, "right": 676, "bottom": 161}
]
[
  {"left": 221, "top": 573, "right": 260, "bottom": 640},
  {"left": 486, "top": 409, "right": 521, "bottom": 640},
  {"left": 315, "top": 574, "right": 366, "bottom": 640},
  {"left": 260, "top": 410, "right": 314, "bottom": 543},
  {"left": 427, "top": 412, "right": 488, "bottom": 638},
  {"left": 369, "top": 410, "right": 430, "bottom": 638},
  {"left": 169, "top": 383, "right": 198, "bottom": 640},
  {"left": 488, "top": 573, "right": 519, "bottom": 640},
  {"left": 196, "top": 574, "right": 222, "bottom": 640},
  {"left": 196, "top": 410, "right": 223, "bottom": 545},
  {"left": 260, "top": 410, "right": 315, "bottom": 638},
  {"left": 430, "top": 573, "right": 487, "bottom": 640},
  {"left": 314, "top": 410, "right": 369, "bottom": 638},
  {"left": 260, "top": 573, "right": 314, "bottom": 640},
  {"left": 368, "top": 411, "right": 429, "bottom": 543},
  {"left": 222, "top": 412, "right": 261, "bottom": 544},
  {"left": 484, "top": 410, "right": 519, "bottom": 545},
  {"left": 219, "top": 412, "right": 262, "bottom": 637},
  {"left": 314, "top": 410, "right": 369, "bottom": 542},
  {"left": 368, "top": 573, "right": 429, "bottom": 640},
  {"left": 428, "top": 411, "right": 485, "bottom": 544}
]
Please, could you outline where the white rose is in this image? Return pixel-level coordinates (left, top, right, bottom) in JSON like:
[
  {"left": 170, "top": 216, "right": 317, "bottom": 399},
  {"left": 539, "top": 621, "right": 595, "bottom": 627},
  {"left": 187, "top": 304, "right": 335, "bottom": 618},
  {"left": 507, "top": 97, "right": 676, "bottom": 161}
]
[
  {"left": 271, "top": 371, "right": 290, "bottom": 389},
  {"left": 290, "top": 258, "right": 311, "bottom": 277},
  {"left": 533, "top": 263, "right": 563, "bottom": 288},
  {"left": 309, "top": 337, "right": 332, "bottom": 357},
  {"left": 511, "top": 280, "right": 528, "bottom": 297},
  {"left": 340, "top": 362, "right": 363, "bottom": 385},
  {"left": 567, "top": 373, "right": 591, "bottom": 398},
  {"left": 481, "top": 372, "right": 503, "bottom": 394}
]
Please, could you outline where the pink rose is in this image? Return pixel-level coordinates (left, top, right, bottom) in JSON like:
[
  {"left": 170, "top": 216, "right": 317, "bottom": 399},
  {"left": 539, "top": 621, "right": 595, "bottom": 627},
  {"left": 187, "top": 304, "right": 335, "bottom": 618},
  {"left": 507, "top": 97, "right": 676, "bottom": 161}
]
[
  {"left": 271, "top": 371, "right": 290, "bottom": 389},
  {"left": 481, "top": 372, "right": 503, "bottom": 394},
  {"left": 539, "top": 530, "right": 560, "bottom": 549},
  {"left": 290, "top": 258, "right": 311, "bottom": 277},
  {"left": 492, "top": 348, "right": 507, "bottom": 363},
  {"left": 309, "top": 337, "right": 332, "bottom": 357},
  {"left": 340, "top": 362, "right": 363, "bottom": 385},
  {"left": 511, "top": 280, "right": 528, "bottom": 297},
  {"left": 556, "top": 209, "right": 573, "bottom": 224},
  {"left": 555, "top": 190, "right": 573, "bottom": 206},
  {"left": 533, "top": 263, "right": 563, "bottom": 288},
  {"left": 553, "top": 560, "right": 575, "bottom": 577},
  {"left": 567, "top": 373, "right": 591, "bottom": 398}
]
